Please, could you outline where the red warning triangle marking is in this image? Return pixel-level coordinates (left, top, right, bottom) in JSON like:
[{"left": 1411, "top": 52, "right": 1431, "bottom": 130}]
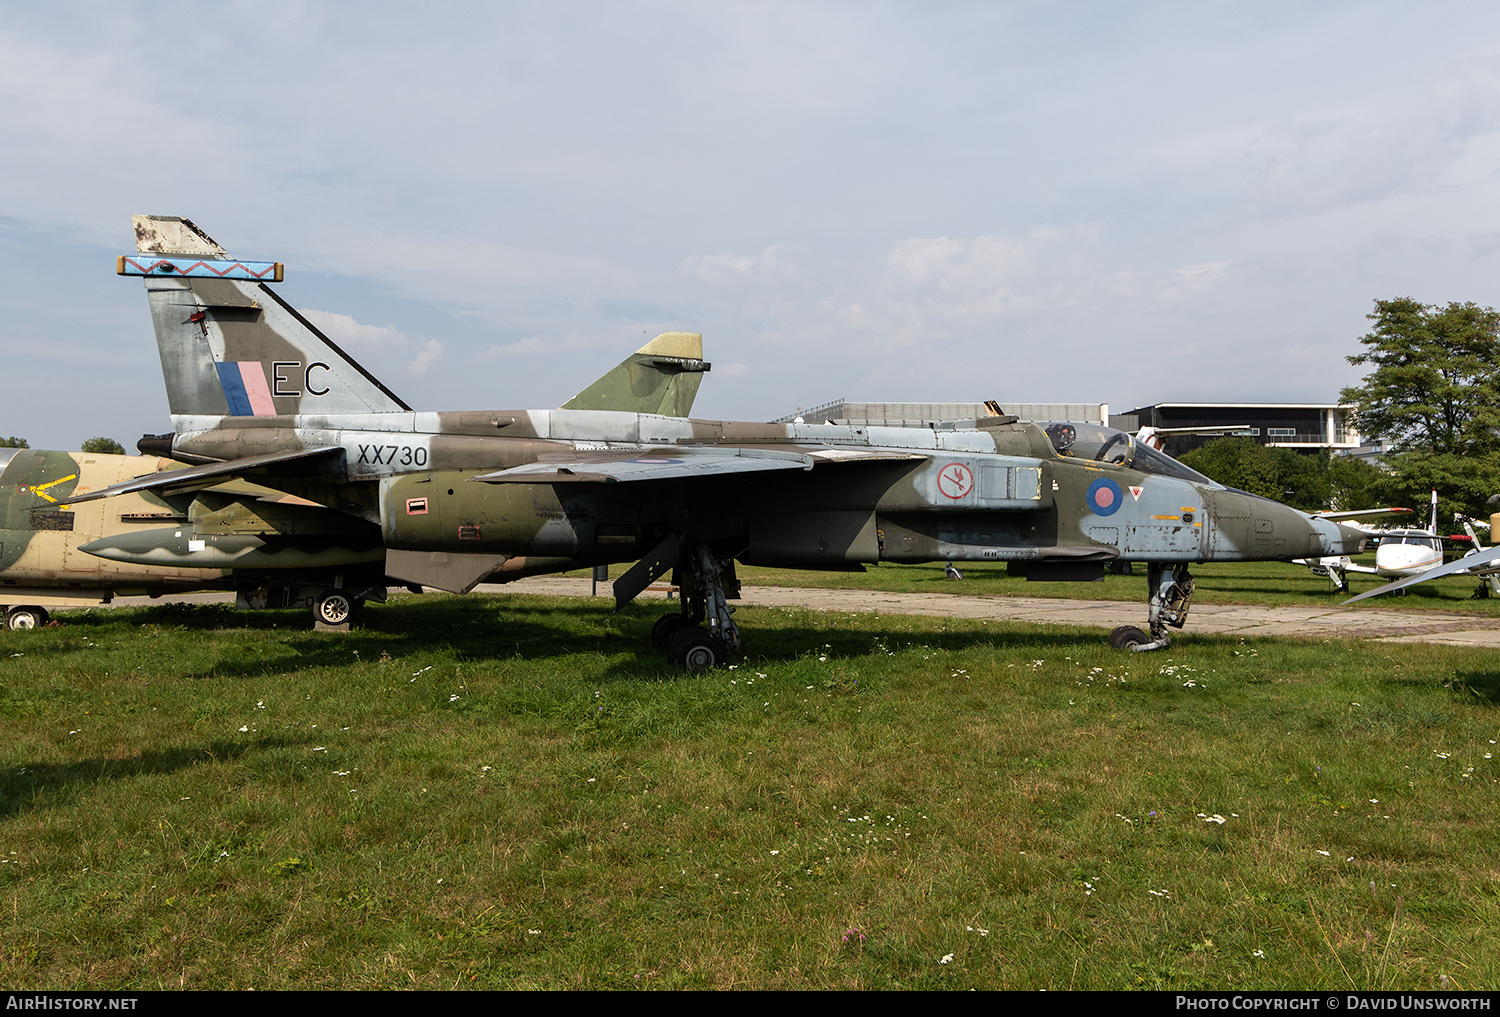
[{"left": 1129, "top": 486, "right": 1144, "bottom": 500}]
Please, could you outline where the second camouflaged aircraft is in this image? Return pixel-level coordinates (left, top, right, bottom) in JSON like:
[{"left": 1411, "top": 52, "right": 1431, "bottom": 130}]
[{"left": 71, "top": 215, "right": 1368, "bottom": 666}]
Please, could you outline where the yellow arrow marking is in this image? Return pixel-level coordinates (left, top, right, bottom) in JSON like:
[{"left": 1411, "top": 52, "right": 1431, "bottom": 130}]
[{"left": 32, "top": 474, "right": 77, "bottom": 504}]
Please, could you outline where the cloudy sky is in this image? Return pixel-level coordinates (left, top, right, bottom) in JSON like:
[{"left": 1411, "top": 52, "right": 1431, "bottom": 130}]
[{"left": 4, "top": 1, "right": 1500, "bottom": 449}]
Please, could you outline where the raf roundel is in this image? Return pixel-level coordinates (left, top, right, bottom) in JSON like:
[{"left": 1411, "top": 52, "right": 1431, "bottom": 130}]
[{"left": 1086, "top": 477, "right": 1124, "bottom": 516}]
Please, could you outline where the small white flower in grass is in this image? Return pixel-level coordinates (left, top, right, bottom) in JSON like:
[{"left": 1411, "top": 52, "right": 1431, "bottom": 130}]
[
  {"left": 1316, "top": 850, "right": 1331, "bottom": 856},
  {"left": 770, "top": 850, "right": 779, "bottom": 855},
  {"left": 449, "top": 694, "right": 459, "bottom": 702},
  {"left": 238, "top": 725, "right": 248, "bottom": 732},
  {"left": 1252, "top": 949, "right": 1265, "bottom": 959},
  {"left": 940, "top": 954, "right": 954, "bottom": 965}
]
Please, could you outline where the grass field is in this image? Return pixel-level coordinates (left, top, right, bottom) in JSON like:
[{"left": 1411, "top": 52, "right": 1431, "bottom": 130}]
[{"left": 3, "top": 589, "right": 1498, "bottom": 989}]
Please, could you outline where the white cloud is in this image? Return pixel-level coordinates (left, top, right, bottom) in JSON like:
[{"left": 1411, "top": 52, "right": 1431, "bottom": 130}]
[
  {"left": 484, "top": 337, "right": 550, "bottom": 358},
  {"left": 409, "top": 339, "right": 444, "bottom": 374},
  {"left": 300, "top": 309, "right": 408, "bottom": 347},
  {"left": 682, "top": 245, "right": 794, "bottom": 286}
]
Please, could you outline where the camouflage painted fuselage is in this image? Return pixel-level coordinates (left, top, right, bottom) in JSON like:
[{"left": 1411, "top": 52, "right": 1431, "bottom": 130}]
[
  {"left": 120, "top": 215, "right": 1364, "bottom": 594},
  {"left": 1, "top": 448, "right": 386, "bottom": 610},
  {"left": 161, "top": 410, "right": 1361, "bottom": 582},
  {"left": 0, "top": 448, "right": 233, "bottom": 606}
]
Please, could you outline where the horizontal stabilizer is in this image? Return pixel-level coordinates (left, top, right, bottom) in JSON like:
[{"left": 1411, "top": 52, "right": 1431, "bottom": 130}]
[{"left": 61, "top": 446, "right": 344, "bottom": 504}]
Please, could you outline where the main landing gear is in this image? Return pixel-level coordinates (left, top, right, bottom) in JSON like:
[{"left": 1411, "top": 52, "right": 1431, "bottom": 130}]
[
  {"left": 651, "top": 545, "right": 742, "bottom": 671},
  {"left": 6, "top": 606, "right": 49, "bottom": 630},
  {"left": 1108, "top": 563, "right": 1195, "bottom": 653}
]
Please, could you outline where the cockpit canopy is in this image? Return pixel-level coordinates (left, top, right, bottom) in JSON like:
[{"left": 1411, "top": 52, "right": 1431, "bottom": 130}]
[
  {"left": 1035, "top": 421, "right": 1215, "bottom": 485},
  {"left": 1380, "top": 529, "right": 1442, "bottom": 552}
]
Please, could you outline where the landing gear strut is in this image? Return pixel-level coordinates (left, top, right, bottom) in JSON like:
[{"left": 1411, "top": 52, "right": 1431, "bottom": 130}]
[
  {"left": 1109, "top": 562, "right": 1194, "bottom": 653},
  {"left": 660, "top": 546, "right": 741, "bottom": 670}
]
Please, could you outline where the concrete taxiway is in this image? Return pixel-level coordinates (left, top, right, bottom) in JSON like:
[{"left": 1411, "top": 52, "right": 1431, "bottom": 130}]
[
  {"left": 98, "top": 578, "right": 1500, "bottom": 648},
  {"left": 493, "top": 577, "right": 1500, "bottom": 649}
]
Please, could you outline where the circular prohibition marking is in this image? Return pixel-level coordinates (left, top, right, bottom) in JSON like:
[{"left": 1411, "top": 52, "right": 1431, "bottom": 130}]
[
  {"left": 1086, "top": 476, "right": 1124, "bottom": 516},
  {"left": 937, "top": 463, "right": 975, "bottom": 499}
]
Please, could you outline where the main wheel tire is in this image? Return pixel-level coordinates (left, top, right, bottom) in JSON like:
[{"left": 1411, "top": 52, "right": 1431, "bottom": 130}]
[
  {"left": 6, "top": 606, "right": 45, "bottom": 631},
  {"left": 667, "top": 627, "right": 728, "bottom": 670},
  {"left": 1107, "top": 624, "right": 1149, "bottom": 650},
  {"left": 315, "top": 592, "right": 354, "bottom": 626},
  {"left": 651, "top": 612, "right": 695, "bottom": 649}
]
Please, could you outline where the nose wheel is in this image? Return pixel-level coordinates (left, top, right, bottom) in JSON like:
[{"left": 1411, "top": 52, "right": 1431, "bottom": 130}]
[{"left": 1111, "top": 563, "right": 1194, "bottom": 652}]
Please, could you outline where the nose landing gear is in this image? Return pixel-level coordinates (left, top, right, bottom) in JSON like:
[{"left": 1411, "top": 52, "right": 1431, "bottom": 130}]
[{"left": 1109, "top": 562, "right": 1194, "bottom": 652}]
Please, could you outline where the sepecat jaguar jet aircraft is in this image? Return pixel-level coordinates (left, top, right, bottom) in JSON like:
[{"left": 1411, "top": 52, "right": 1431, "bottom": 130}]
[{"left": 69, "top": 215, "right": 1368, "bottom": 666}]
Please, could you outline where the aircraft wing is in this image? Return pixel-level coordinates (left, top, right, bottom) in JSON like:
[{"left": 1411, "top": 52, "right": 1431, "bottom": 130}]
[
  {"left": 1342, "top": 544, "right": 1500, "bottom": 604},
  {"left": 474, "top": 447, "right": 817, "bottom": 484},
  {"left": 473, "top": 446, "right": 925, "bottom": 485},
  {"left": 1315, "top": 507, "right": 1413, "bottom": 523},
  {"left": 61, "top": 446, "right": 344, "bottom": 504}
]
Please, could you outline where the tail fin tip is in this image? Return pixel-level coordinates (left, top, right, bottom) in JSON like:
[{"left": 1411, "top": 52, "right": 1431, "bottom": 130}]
[{"left": 132, "top": 215, "right": 228, "bottom": 257}]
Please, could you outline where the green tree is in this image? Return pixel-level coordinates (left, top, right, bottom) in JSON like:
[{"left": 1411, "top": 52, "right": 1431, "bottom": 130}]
[
  {"left": 80, "top": 436, "right": 126, "bottom": 455},
  {"left": 1179, "top": 438, "right": 1381, "bottom": 512},
  {"left": 1341, "top": 297, "right": 1500, "bottom": 524},
  {"left": 0, "top": 436, "right": 28, "bottom": 448},
  {"left": 1341, "top": 298, "right": 1500, "bottom": 456},
  {"left": 1179, "top": 437, "right": 1282, "bottom": 500}
]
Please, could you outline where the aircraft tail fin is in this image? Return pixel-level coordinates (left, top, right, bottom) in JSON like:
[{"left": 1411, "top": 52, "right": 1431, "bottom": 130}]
[
  {"left": 125, "top": 215, "right": 410, "bottom": 420},
  {"left": 561, "top": 332, "right": 709, "bottom": 416}
]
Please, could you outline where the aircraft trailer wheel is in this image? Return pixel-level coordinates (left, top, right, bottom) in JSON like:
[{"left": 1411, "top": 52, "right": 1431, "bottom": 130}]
[
  {"left": 6, "top": 606, "right": 46, "bottom": 631},
  {"left": 667, "top": 627, "right": 728, "bottom": 670},
  {"left": 315, "top": 592, "right": 355, "bottom": 627},
  {"left": 1107, "top": 625, "right": 1150, "bottom": 650},
  {"left": 651, "top": 612, "right": 695, "bottom": 649}
]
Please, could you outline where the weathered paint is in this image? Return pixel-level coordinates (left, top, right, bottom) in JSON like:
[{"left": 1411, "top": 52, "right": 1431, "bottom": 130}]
[{"left": 80, "top": 216, "right": 1368, "bottom": 610}]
